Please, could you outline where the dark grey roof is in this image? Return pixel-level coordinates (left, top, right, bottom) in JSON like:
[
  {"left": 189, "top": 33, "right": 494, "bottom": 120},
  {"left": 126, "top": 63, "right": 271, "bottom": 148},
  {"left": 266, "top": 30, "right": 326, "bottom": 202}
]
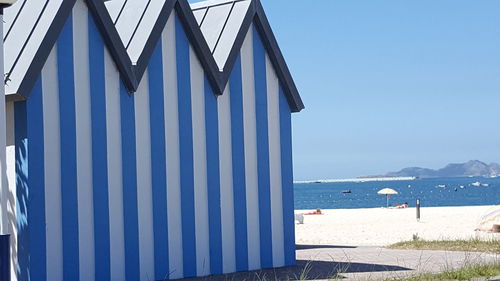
[
  {"left": 190, "top": 0, "right": 251, "bottom": 70},
  {"left": 3, "top": 0, "right": 65, "bottom": 96}
]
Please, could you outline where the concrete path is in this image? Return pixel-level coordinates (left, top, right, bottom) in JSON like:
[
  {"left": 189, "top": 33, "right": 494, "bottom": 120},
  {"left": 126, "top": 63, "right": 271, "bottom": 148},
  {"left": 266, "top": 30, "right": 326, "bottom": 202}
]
[{"left": 175, "top": 245, "right": 499, "bottom": 281}]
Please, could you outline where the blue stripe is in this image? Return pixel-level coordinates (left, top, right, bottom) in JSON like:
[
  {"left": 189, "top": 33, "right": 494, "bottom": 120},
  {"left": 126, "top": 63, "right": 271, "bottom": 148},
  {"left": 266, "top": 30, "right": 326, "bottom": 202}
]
[
  {"left": 148, "top": 41, "right": 169, "bottom": 280},
  {"left": 279, "top": 87, "right": 296, "bottom": 266},
  {"left": 88, "top": 13, "right": 111, "bottom": 281},
  {"left": 25, "top": 80, "right": 46, "bottom": 281},
  {"left": 14, "top": 100, "right": 30, "bottom": 281},
  {"left": 16, "top": 79, "right": 46, "bottom": 281},
  {"left": 204, "top": 78, "right": 223, "bottom": 275},
  {"left": 253, "top": 27, "right": 273, "bottom": 269},
  {"left": 57, "top": 15, "right": 80, "bottom": 280},
  {"left": 120, "top": 83, "right": 140, "bottom": 281},
  {"left": 229, "top": 55, "right": 249, "bottom": 272},
  {"left": 175, "top": 16, "right": 197, "bottom": 278}
]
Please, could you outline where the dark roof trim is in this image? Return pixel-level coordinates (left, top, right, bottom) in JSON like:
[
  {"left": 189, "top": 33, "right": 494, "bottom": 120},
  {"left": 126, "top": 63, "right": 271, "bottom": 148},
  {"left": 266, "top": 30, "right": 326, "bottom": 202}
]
[
  {"left": 0, "top": 3, "right": 15, "bottom": 11},
  {"left": 218, "top": 0, "right": 255, "bottom": 95},
  {"left": 215, "top": 0, "right": 304, "bottom": 112},
  {"left": 88, "top": 0, "right": 224, "bottom": 95},
  {"left": 133, "top": 0, "right": 175, "bottom": 84},
  {"left": 86, "top": 0, "right": 137, "bottom": 92},
  {"left": 174, "top": 0, "right": 223, "bottom": 94},
  {"left": 253, "top": 0, "right": 304, "bottom": 112},
  {"left": 12, "top": 0, "right": 304, "bottom": 112},
  {"left": 16, "top": 0, "right": 76, "bottom": 99}
]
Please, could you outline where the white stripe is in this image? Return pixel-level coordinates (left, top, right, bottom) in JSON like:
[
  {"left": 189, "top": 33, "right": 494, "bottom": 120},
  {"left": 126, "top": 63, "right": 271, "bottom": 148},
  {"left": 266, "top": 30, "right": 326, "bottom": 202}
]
[
  {"left": 190, "top": 46, "right": 210, "bottom": 276},
  {"left": 5, "top": 101, "right": 18, "bottom": 281},
  {"left": 266, "top": 54, "right": 284, "bottom": 267},
  {"left": 1, "top": 16, "right": 16, "bottom": 280},
  {"left": 42, "top": 46, "right": 63, "bottom": 281},
  {"left": 134, "top": 71, "right": 155, "bottom": 281},
  {"left": 240, "top": 24, "right": 260, "bottom": 270},
  {"left": 162, "top": 14, "right": 183, "bottom": 279},
  {"left": 0, "top": 13, "right": 7, "bottom": 235},
  {"left": 217, "top": 85, "right": 236, "bottom": 273},
  {"left": 105, "top": 48, "right": 126, "bottom": 281},
  {"left": 72, "top": 4, "right": 95, "bottom": 280}
]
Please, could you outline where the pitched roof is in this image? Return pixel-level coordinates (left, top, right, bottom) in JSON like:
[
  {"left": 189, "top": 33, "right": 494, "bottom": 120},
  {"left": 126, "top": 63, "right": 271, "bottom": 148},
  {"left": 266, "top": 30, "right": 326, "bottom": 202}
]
[
  {"left": 2, "top": 0, "right": 71, "bottom": 100},
  {"left": 103, "top": 0, "right": 165, "bottom": 64},
  {"left": 194, "top": 0, "right": 304, "bottom": 111},
  {"left": 190, "top": 0, "right": 251, "bottom": 71},
  {"left": 2, "top": 0, "right": 304, "bottom": 112}
]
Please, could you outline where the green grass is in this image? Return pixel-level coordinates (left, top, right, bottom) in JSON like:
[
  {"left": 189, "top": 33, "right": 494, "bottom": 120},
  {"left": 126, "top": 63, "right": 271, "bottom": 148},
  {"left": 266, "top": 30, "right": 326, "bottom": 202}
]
[
  {"left": 388, "top": 238, "right": 500, "bottom": 254},
  {"left": 383, "top": 262, "right": 500, "bottom": 281},
  {"left": 194, "top": 262, "right": 500, "bottom": 281}
]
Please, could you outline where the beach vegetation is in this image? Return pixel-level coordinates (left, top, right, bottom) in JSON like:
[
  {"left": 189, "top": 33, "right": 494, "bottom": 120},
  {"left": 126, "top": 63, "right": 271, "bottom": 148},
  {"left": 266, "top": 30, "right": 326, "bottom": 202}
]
[
  {"left": 382, "top": 261, "right": 500, "bottom": 281},
  {"left": 388, "top": 238, "right": 500, "bottom": 254},
  {"left": 412, "top": 233, "right": 420, "bottom": 242}
]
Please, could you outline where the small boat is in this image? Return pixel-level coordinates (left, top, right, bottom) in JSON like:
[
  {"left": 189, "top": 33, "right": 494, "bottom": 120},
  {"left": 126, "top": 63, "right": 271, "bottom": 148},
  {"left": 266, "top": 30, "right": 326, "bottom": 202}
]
[
  {"left": 459, "top": 185, "right": 465, "bottom": 189},
  {"left": 341, "top": 190, "right": 352, "bottom": 194},
  {"left": 471, "top": 181, "right": 481, "bottom": 187},
  {"left": 437, "top": 184, "right": 446, "bottom": 188}
]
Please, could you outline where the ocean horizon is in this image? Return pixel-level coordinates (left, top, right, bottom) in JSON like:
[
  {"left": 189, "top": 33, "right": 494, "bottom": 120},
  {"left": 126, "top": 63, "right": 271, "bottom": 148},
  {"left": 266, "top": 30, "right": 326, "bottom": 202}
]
[{"left": 294, "top": 176, "right": 500, "bottom": 210}]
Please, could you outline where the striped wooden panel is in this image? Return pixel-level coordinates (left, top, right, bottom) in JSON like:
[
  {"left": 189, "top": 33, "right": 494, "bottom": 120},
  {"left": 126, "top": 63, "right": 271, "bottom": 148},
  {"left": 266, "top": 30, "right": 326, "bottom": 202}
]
[{"left": 6, "top": 3, "right": 295, "bottom": 281}]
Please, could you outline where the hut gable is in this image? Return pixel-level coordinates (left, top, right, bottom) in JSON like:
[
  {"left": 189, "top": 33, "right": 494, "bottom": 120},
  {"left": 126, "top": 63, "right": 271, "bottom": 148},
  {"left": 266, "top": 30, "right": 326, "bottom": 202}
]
[
  {"left": 190, "top": 0, "right": 304, "bottom": 112},
  {"left": 3, "top": 0, "right": 303, "bottom": 111},
  {"left": 190, "top": 0, "right": 252, "bottom": 71},
  {"left": 3, "top": 0, "right": 73, "bottom": 100}
]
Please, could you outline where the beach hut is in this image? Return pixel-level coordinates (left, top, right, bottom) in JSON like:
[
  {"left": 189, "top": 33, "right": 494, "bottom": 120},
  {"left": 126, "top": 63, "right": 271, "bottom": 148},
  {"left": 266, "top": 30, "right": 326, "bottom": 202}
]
[{"left": 0, "top": 0, "right": 304, "bottom": 280}]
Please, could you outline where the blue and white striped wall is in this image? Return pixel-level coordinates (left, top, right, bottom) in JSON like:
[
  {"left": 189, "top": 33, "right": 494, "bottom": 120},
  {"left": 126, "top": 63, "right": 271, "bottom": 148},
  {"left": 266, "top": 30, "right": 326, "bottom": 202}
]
[{"left": 5, "top": 1, "right": 296, "bottom": 281}]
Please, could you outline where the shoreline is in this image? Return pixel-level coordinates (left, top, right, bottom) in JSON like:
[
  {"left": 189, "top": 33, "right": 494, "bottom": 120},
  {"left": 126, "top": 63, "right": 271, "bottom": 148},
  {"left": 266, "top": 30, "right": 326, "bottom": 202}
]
[
  {"left": 294, "top": 205, "right": 499, "bottom": 247},
  {"left": 295, "top": 204, "right": 497, "bottom": 212},
  {"left": 294, "top": 176, "right": 417, "bottom": 184}
]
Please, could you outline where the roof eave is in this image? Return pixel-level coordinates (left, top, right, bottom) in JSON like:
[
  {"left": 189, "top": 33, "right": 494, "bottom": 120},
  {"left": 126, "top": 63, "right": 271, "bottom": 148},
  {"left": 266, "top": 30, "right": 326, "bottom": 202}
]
[
  {"left": 133, "top": 0, "right": 176, "bottom": 85},
  {"left": 14, "top": 0, "right": 77, "bottom": 98},
  {"left": 5, "top": 93, "right": 26, "bottom": 103},
  {"left": 174, "top": 0, "right": 224, "bottom": 95},
  {"left": 86, "top": 0, "right": 138, "bottom": 93},
  {"left": 218, "top": 0, "right": 304, "bottom": 112},
  {"left": 254, "top": 0, "right": 304, "bottom": 112}
]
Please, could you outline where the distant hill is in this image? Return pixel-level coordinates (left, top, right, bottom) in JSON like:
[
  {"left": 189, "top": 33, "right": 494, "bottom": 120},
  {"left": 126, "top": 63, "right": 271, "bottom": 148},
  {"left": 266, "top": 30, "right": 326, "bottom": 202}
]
[{"left": 385, "top": 160, "right": 500, "bottom": 178}]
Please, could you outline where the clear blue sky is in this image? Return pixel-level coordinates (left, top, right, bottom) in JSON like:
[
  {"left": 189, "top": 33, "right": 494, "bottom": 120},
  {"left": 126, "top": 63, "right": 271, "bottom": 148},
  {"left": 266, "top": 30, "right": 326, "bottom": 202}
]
[{"left": 193, "top": 0, "right": 500, "bottom": 180}]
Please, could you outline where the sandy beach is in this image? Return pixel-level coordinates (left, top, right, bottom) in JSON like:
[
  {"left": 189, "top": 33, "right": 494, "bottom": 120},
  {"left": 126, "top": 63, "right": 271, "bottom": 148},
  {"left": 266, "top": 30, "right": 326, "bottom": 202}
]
[{"left": 295, "top": 205, "right": 499, "bottom": 246}]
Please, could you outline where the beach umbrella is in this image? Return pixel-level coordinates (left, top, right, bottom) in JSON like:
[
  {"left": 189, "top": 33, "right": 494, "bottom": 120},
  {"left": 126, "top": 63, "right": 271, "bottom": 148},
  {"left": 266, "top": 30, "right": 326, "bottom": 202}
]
[{"left": 377, "top": 188, "right": 398, "bottom": 207}]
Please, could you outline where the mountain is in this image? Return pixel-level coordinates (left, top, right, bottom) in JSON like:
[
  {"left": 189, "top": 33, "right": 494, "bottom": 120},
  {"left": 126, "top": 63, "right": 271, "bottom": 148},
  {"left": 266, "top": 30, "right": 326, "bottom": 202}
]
[{"left": 385, "top": 160, "right": 500, "bottom": 178}]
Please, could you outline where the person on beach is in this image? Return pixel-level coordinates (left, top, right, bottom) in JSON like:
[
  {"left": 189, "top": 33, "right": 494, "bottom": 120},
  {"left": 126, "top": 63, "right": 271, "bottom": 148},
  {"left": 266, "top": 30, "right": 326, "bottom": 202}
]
[
  {"left": 305, "top": 209, "right": 323, "bottom": 215},
  {"left": 390, "top": 202, "right": 408, "bottom": 209}
]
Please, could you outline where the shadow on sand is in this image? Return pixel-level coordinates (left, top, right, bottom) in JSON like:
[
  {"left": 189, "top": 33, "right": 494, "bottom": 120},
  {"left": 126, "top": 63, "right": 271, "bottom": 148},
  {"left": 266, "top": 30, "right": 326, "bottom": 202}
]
[
  {"left": 296, "top": 244, "right": 358, "bottom": 250},
  {"left": 174, "top": 247, "right": 411, "bottom": 281}
]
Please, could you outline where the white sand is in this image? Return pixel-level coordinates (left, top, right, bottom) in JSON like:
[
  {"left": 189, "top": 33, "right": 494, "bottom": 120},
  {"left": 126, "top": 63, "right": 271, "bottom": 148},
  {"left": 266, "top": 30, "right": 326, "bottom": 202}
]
[{"left": 295, "top": 205, "right": 499, "bottom": 246}]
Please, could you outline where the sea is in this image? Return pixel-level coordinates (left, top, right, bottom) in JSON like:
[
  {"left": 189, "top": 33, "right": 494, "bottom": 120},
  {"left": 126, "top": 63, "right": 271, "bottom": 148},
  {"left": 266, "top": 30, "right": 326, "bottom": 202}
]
[{"left": 294, "top": 177, "right": 500, "bottom": 210}]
